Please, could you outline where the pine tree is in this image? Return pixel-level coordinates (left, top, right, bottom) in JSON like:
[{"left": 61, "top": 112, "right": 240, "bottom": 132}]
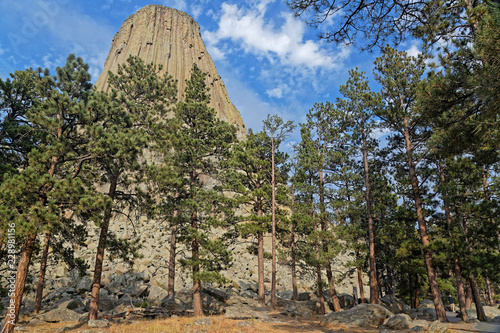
[
  {"left": 336, "top": 68, "right": 382, "bottom": 303},
  {"left": 262, "top": 114, "right": 295, "bottom": 310},
  {"left": 173, "top": 63, "right": 237, "bottom": 316},
  {"left": 87, "top": 56, "right": 177, "bottom": 320},
  {"left": 223, "top": 129, "right": 273, "bottom": 306},
  {"left": 374, "top": 46, "right": 448, "bottom": 321},
  {"left": 0, "top": 54, "right": 102, "bottom": 333}
]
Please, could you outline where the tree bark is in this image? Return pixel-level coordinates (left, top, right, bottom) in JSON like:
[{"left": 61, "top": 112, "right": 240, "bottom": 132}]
[
  {"left": 403, "top": 120, "right": 447, "bottom": 322},
  {"left": 459, "top": 214, "right": 487, "bottom": 322},
  {"left": 256, "top": 203, "right": 265, "bottom": 306},
  {"left": 469, "top": 276, "right": 487, "bottom": 321},
  {"left": 439, "top": 161, "right": 469, "bottom": 321},
  {"left": 315, "top": 233, "right": 325, "bottom": 314},
  {"left": 356, "top": 249, "right": 365, "bottom": 303},
  {"left": 486, "top": 278, "right": 494, "bottom": 306},
  {"left": 270, "top": 137, "right": 277, "bottom": 310},
  {"left": 89, "top": 177, "right": 117, "bottom": 320},
  {"left": 291, "top": 230, "right": 298, "bottom": 301},
  {"left": 290, "top": 186, "right": 298, "bottom": 301},
  {"left": 191, "top": 211, "right": 203, "bottom": 317},
  {"left": 257, "top": 229, "right": 265, "bottom": 305},
  {"left": 167, "top": 222, "right": 177, "bottom": 296},
  {"left": 34, "top": 230, "right": 51, "bottom": 314},
  {"left": 465, "top": 283, "right": 473, "bottom": 309},
  {"left": 361, "top": 133, "right": 379, "bottom": 304},
  {"left": 1, "top": 233, "right": 37, "bottom": 333}
]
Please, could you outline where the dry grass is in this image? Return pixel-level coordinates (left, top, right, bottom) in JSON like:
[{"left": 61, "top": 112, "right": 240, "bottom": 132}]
[{"left": 23, "top": 315, "right": 484, "bottom": 333}]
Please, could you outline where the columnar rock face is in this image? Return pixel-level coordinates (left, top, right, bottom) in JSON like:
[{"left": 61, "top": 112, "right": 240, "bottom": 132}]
[{"left": 95, "top": 4, "right": 246, "bottom": 138}]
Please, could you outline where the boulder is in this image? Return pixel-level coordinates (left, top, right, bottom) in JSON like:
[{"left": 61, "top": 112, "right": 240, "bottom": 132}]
[
  {"left": 161, "top": 295, "right": 189, "bottom": 312},
  {"left": 224, "top": 295, "right": 269, "bottom": 320},
  {"left": 55, "top": 299, "right": 84, "bottom": 311},
  {"left": 88, "top": 319, "right": 110, "bottom": 328},
  {"left": 379, "top": 294, "right": 405, "bottom": 314},
  {"left": 427, "top": 321, "right": 450, "bottom": 333},
  {"left": 98, "top": 291, "right": 116, "bottom": 312},
  {"left": 484, "top": 306, "right": 500, "bottom": 318},
  {"left": 105, "top": 281, "right": 122, "bottom": 294},
  {"left": 37, "top": 308, "right": 83, "bottom": 323},
  {"left": 337, "top": 293, "right": 356, "bottom": 309},
  {"left": 202, "top": 286, "right": 232, "bottom": 303},
  {"left": 282, "top": 300, "right": 316, "bottom": 317},
  {"left": 418, "top": 299, "right": 434, "bottom": 308},
  {"left": 75, "top": 277, "right": 92, "bottom": 293},
  {"left": 147, "top": 285, "right": 169, "bottom": 306},
  {"left": 298, "top": 292, "right": 312, "bottom": 301},
  {"left": 383, "top": 313, "right": 412, "bottom": 330},
  {"left": 322, "top": 303, "right": 394, "bottom": 328}
]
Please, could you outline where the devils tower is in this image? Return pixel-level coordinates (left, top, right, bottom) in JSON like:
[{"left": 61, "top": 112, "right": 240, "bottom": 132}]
[{"left": 95, "top": 5, "right": 246, "bottom": 137}]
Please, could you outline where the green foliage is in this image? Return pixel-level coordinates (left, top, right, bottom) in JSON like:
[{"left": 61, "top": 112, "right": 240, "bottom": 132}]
[{"left": 172, "top": 63, "right": 237, "bottom": 285}]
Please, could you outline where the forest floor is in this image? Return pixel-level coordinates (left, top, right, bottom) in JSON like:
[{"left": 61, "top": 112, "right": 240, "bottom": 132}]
[{"left": 15, "top": 312, "right": 500, "bottom": 333}]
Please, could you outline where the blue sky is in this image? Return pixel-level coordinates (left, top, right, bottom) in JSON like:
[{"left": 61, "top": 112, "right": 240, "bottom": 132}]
[{"left": 0, "top": 0, "right": 420, "bottom": 143}]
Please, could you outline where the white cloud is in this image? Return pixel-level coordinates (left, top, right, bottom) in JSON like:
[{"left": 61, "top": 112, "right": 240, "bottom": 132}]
[
  {"left": 266, "top": 87, "right": 283, "bottom": 98},
  {"left": 205, "top": 2, "right": 347, "bottom": 70},
  {"left": 406, "top": 44, "right": 421, "bottom": 58},
  {"left": 266, "top": 83, "right": 290, "bottom": 99}
]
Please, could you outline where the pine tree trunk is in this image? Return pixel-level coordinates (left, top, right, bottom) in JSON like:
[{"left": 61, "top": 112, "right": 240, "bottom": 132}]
[
  {"left": 469, "top": 276, "right": 487, "bottom": 321},
  {"left": 325, "top": 264, "right": 341, "bottom": 311},
  {"left": 486, "top": 278, "right": 494, "bottom": 306},
  {"left": 291, "top": 230, "right": 298, "bottom": 301},
  {"left": 312, "top": 198, "right": 325, "bottom": 315},
  {"left": 191, "top": 211, "right": 203, "bottom": 317},
  {"left": 34, "top": 230, "right": 51, "bottom": 314},
  {"left": 465, "top": 283, "right": 473, "bottom": 309},
  {"left": 1, "top": 233, "right": 37, "bottom": 333},
  {"left": 453, "top": 257, "right": 469, "bottom": 321},
  {"left": 89, "top": 177, "right": 117, "bottom": 320},
  {"left": 361, "top": 135, "right": 379, "bottom": 304},
  {"left": 270, "top": 138, "right": 277, "bottom": 310},
  {"left": 403, "top": 121, "right": 447, "bottom": 322},
  {"left": 168, "top": 222, "right": 177, "bottom": 296},
  {"left": 439, "top": 161, "right": 468, "bottom": 321},
  {"left": 460, "top": 214, "right": 487, "bottom": 321},
  {"left": 257, "top": 229, "right": 265, "bottom": 305},
  {"left": 257, "top": 204, "right": 265, "bottom": 306},
  {"left": 290, "top": 187, "right": 298, "bottom": 301},
  {"left": 356, "top": 249, "right": 365, "bottom": 303}
]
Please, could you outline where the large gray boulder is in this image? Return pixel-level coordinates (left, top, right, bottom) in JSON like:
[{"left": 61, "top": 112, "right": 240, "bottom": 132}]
[
  {"left": 418, "top": 299, "right": 434, "bottom": 308},
  {"left": 75, "top": 277, "right": 92, "bottom": 293},
  {"left": 337, "top": 293, "right": 356, "bottom": 309},
  {"left": 383, "top": 313, "right": 412, "bottom": 330},
  {"left": 282, "top": 300, "right": 316, "bottom": 317},
  {"left": 322, "top": 303, "right": 394, "bottom": 328},
  {"left": 427, "top": 321, "right": 450, "bottom": 333},
  {"left": 484, "top": 306, "right": 500, "bottom": 318},
  {"left": 379, "top": 294, "right": 405, "bottom": 314},
  {"left": 224, "top": 295, "right": 269, "bottom": 320},
  {"left": 37, "top": 308, "right": 84, "bottom": 323},
  {"left": 147, "top": 285, "right": 169, "bottom": 306}
]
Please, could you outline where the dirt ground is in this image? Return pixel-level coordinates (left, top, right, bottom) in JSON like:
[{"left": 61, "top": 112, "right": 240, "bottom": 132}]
[{"left": 14, "top": 313, "right": 496, "bottom": 333}]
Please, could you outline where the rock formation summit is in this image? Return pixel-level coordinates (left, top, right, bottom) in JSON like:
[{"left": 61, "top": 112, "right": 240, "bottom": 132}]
[{"left": 96, "top": 5, "right": 246, "bottom": 137}]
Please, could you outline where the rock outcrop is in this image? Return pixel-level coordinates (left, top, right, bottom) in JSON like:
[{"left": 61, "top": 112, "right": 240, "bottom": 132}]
[{"left": 95, "top": 4, "right": 246, "bottom": 138}]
